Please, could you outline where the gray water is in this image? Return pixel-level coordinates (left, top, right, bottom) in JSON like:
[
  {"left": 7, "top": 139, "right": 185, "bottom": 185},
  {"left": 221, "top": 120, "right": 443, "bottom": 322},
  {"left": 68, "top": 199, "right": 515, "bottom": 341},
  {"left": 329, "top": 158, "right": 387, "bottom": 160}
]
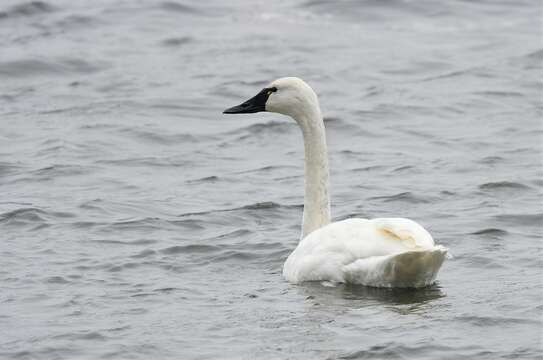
[{"left": 1, "top": 0, "right": 542, "bottom": 359}]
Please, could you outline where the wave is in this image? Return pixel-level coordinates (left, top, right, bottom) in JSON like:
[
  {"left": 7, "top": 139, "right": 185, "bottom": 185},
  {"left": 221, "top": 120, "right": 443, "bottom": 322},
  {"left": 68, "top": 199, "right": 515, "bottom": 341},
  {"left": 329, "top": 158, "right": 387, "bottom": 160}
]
[
  {"left": 300, "top": 0, "right": 450, "bottom": 22},
  {"left": 0, "top": 207, "right": 47, "bottom": 221},
  {"left": 494, "top": 213, "right": 543, "bottom": 227},
  {"left": 391, "top": 165, "right": 418, "bottom": 173},
  {"left": 186, "top": 175, "right": 220, "bottom": 184},
  {"left": 456, "top": 255, "right": 507, "bottom": 269},
  {"left": 0, "top": 1, "right": 55, "bottom": 20},
  {"left": 455, "top": 315, "right": 542, "bottom": 327},
  {"left": 54, "top": 15, "right": 98, "bottom": 30},
  {"left": 0, "top": 207, "right": 74, "bottom": 226},
  {"left": 0, "top": 58, "right": 106, "bottom": 78},
  {"left": 472, "top": 90, "right": 524, "bottom": 98},
  {"left": 239, "top": 201, "right": 284, "bottom": 210},
  {"left": 45, "top": 276, "right": 71, "bottom": 284},
  {"left": 477, "top": 156, "right": 504, "bottom": 165},
  {"left": 160, "top": 36, "right": 193, "bottom": 47},
  {"left": 115, "top": 127, "right": 202, "bottom": 144},
  {"left": 226, "top": 120, "right": 295, "bottom": 137},
  {"left": 158, "top": 2, "right": 202, "bottom": 15},
  {"left": 351, "top": 165, "right": 386, "bottom": 173},
  {"left": 130, "top": 249, "right": 156, "bottom": 258},
  {"left": 234, "top": 165, "right": 297, "bottom": 175},
  {"left": 518, "top": 48, "right": 543, "bottom": 70},
  {"left": 339, "top": 343, "right": 479, "bottom": 360},
  {"left": 95, "top": 156, "right": 193, "bottom": 168},
  {"left": 0, "top": 162, "right": 24, "bottom": 178},
  {"left": 88, "top": 239, "right": 157, "bottom": 246},
  {"left": 32, "top": 164, "right": 91, "bottom": 178},
  {"left": 524, "top": 49, "right": 543, "bottom": 60},
  {"left": 73, "top": 216, "right": 206, "bottom": 233},
  {"left": 160, "top": 244, "right": 221, "bottom": 255},
  {"left": 160, "top": 236, "right": 287, "bottom": 264},
  {"left": 179, "top": 201, "right": 302, "bottom": 218},
  {"left": 478, "top": 181, "right": 531, "bottom": 191},
  {"left": 367, "top": 191, "right": 431, "bottom": 204},
  {"left": 470, "top": 228, "right": 509, "bottom": 236}
]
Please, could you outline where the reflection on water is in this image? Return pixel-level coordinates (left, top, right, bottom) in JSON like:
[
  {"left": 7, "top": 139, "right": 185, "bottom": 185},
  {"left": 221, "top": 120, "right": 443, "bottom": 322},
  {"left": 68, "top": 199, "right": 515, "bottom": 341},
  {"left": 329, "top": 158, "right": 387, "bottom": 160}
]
[{"left": 299, "top": 282, "right": 445, "bottom": 310}]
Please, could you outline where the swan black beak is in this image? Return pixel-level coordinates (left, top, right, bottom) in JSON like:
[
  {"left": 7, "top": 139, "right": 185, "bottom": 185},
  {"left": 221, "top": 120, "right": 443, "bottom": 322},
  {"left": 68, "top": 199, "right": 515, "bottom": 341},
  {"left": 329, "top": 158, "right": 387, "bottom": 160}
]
[{"left": 223, "top": 87, "right": 275, "bottom": 114}]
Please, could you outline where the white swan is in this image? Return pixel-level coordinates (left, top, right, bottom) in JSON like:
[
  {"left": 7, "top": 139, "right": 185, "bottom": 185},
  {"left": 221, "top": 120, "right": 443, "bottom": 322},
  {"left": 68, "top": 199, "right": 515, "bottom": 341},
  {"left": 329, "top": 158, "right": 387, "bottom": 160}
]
[{"left": 224, "top": 77, "right": 447, "bottom": 288}]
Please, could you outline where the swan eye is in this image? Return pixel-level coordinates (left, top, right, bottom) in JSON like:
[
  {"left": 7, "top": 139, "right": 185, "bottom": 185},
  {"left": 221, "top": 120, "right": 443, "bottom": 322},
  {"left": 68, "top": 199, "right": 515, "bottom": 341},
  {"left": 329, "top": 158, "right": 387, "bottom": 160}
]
[{"left": 267, "top": 87, "right": 277, "bottom": 96}]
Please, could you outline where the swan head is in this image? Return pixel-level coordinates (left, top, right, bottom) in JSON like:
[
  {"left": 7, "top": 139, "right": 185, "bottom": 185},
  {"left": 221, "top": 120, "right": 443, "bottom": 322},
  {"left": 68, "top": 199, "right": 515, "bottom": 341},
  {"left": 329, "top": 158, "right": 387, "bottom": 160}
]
[{"left": 223, "top": 77, "right": 320, "bottom": 120}]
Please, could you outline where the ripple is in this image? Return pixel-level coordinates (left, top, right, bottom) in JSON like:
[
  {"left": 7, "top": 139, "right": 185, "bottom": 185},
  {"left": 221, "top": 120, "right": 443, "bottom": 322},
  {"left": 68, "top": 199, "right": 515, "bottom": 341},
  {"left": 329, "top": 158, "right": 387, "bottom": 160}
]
[
  {"left": 0, "top": 207, "right": 45, "bottom": 222},
  {"left": 153, "top": 287, "right": 182, "bottom": 293},
  {"left": 211, "top": 250, "right": 255, "bottom": 262},
  {"left": 45, "top": 276, "right": 70, "bottom": 284},
  {"left": 116, "top": 127, "right": 202, "bottom": 144},
  {"left": 186, "top": 175, "right": 220, "bottom": 184},
  {"left": 300, "top": 0, "right": 432, "bottom": 20},
  {"left": 96, "top": 156, "right": 193, "bottom": 168},
  {"left": 0, "top": 1, "right": 55, "bottom": 20},
  {"left": 470, "top": 228, "right": 509, "bottom": 236},
  {"left": 107, "top": 262, "right": 142, "bottom": 272},
  {"left": 352, "top": 165, "right": 385, "bottom": 173},
  {"left": 391, "top": 165, "right": 417, "bottom": 173},
  {"left": 0, "top": 162, "right": 24, "bottom": 178},
  {"left": 524, "top": 49, "right": 543, "bottom": 60},
  {"left": 178, "top": 201, "right": 301, "bottom": 217},
  {"left": 228, "top": 120, "right": 294, "bottom": 136},
  {"left": 477, "top": 156, "right": 505, "bottom": 165},
  {"left": 457, "top": 255, "right": 506, "bottom": 269},
  {"left": 473, "top": 90, "right": 524, "bottom": 98},
  {"left": 160, "top": 36, "right": 193, "bottom": 47},
  {"left": 55, "top": 15, "right": 99, "bottom": 30},
  {"left": 494, "top": 213, "right": 543, "bottom": 227},
  {"left": 160, "top": 244, "right": 221, "bottom": 255},
  {"left": 479, "top": 181, "right": 531, "bottom": 191},
  {"left": 339, "top": 343, "right": 476, "bottom": 360},
  {"left": 158, "top": 2, "right": 202, "bottom": 14},
  {"left": 239, "top": 201, "right": 282, "bottom": 210},
  {"left": 0, "top": 207, "right": 74, "bottom": 228},
  {"left": 88, "top": 239, "right": 157, "bottom": 246},
  {"left": 456, "top": 315, "right": 541, "bottom": 327},
  {"left": 5, "top": 164, "right": 93, "bottom": 184},
  {"left": 234, "top": 165, "right": 296, "bottom": 175},
  {"left": 367, "top": 192, "right": 431, "bottom": 204},
  {"left": 0, "top": 58, "right": 106, "bottom": 78},
  {"left": 77, "top": 331, "right": 107, "bottom": 341},
  {"left": 131, "top": 249, "right": 156, "bottom": 258},
  {"left": 79, "top": 217, "right": 207, "bottom": 232},
  {"left": 519, "top": 49, "right": 543, "bottom": 70}
]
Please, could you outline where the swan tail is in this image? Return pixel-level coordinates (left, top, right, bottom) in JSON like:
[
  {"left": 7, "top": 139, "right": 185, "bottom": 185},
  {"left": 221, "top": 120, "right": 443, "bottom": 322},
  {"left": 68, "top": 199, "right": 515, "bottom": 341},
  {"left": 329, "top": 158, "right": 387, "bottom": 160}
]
[{"left": 342, "top": 246, "right": 447, "bottom": 288}]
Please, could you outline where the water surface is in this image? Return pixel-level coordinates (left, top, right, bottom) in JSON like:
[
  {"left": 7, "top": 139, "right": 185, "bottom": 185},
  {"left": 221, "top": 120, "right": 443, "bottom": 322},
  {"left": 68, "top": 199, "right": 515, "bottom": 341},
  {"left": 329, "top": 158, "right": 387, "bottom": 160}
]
[{"left": 1, "top": 0, "right": 542, "bottom": 359}]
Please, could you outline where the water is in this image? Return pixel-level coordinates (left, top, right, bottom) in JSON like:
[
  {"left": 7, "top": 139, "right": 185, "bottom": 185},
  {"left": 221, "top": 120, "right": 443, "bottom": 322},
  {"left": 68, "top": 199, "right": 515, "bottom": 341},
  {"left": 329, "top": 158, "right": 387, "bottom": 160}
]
[{"left": 1, "top": 0, "right": 542, "bottom": 359}]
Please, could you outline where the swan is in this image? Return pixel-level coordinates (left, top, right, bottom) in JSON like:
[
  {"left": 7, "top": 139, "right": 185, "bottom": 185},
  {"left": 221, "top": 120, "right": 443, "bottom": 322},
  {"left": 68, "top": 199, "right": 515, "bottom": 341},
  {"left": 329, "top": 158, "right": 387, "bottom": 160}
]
[{"left": 223, "top": 77, "right": 447, "bottom": 288}]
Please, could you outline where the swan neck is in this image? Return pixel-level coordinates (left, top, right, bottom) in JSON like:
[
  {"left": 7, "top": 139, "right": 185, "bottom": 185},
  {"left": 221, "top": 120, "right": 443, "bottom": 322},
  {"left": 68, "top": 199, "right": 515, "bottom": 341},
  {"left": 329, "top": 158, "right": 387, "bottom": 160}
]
[{"left": 297, "top": 109, "right": 331, "bottom": 238}]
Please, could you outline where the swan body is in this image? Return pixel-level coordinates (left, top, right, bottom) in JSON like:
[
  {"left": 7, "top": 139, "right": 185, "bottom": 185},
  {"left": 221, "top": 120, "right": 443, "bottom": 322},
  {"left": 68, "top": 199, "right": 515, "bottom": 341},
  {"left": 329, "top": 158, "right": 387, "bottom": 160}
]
[
  {"left": 283, "top": 218, "right": 447, "bottom": 287},
  {"left": 224, "top": 77, "right": 447, "bottom": 288}
]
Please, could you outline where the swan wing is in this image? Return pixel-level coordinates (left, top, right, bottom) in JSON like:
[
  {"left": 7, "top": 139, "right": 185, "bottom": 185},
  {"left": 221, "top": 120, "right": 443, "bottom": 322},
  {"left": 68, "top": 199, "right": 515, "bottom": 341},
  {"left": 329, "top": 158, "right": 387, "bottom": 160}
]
[
  {"left": 342, "top": 247, "right": 447, "bottom": 288},
  {"left": 370, "top": 217, "right": 435, "bottom": 250}
]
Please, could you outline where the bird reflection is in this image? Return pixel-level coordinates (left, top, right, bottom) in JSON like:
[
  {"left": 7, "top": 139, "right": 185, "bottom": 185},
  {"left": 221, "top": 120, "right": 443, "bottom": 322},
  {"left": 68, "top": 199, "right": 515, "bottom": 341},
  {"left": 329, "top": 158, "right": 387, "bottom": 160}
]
[{"left": 297, "top": 282, "right": 446, "bottom": 313}]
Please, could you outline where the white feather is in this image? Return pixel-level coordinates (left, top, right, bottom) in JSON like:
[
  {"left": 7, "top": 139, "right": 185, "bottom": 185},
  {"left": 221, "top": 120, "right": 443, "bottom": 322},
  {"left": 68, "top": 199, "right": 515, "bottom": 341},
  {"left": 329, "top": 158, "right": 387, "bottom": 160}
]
[{"left": 283, "top": 218, "right": 447, "bottom": 287}]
